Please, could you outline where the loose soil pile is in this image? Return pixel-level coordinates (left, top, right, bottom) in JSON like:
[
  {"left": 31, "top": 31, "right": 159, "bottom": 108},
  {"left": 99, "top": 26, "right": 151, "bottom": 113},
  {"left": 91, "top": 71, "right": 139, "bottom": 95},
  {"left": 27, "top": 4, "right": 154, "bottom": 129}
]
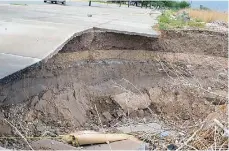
[{"left": 0, "top": 29, "right": 228, "bottom": 150}]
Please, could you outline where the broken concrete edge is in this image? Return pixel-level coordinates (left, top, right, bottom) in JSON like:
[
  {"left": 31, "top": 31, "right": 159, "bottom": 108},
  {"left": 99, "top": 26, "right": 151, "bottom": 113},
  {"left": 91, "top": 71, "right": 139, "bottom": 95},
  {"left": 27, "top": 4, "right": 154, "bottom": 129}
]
[
  {"left": 0, "top": 27, "right": 160, "bottom": 83},
  {"left": 93, "top": 27, "right": 160, "bottom": 38},
  {"left": 41, "top": 28, "right": 94, "bottom": 63},
  {"left": 36, "top": 27, "right": 160, "bottom": 62},
  {"left": 2, "top": 27, "right": 227, "bottom": 84}
]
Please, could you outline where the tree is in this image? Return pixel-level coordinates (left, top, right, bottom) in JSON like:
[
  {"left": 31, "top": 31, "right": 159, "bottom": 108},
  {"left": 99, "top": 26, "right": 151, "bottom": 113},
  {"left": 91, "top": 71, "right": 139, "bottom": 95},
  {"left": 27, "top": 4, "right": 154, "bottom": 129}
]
[{"left": 179, "top": 1, "right": 191, "bottom": 9}]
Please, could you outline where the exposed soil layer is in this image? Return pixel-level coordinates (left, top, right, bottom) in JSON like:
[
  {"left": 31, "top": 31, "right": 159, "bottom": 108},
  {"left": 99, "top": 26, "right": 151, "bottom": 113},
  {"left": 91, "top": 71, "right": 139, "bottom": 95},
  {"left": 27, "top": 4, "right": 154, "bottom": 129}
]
[
  {"left": 0, "top": 29, "right": 228, "bottom": 150},
  {"left": 61, "top": 29, "right": 228, "bottom": 58}
]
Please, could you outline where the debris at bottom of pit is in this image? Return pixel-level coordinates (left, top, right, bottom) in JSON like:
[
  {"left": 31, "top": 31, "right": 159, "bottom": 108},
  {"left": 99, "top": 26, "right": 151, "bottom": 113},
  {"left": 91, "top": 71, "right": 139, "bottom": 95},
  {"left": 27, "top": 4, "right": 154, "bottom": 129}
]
[
  {"left": 0, "top": 146, "right": 10, "bottom": 150},
  {"left": 167, "top": 144, "right": 178, "bottom": 150},
  {"left": 31, "top": 139, "right": 77, "bottom": 150},
  {"left": 117, "top": 123, "right": 162, "bottom": 133},
  {"left": 31, "top": 132, "right": 148, "bottom": 150},
  {"left": 0, "top": 113, "right": 12, "bottom": 135},
  {"left": 82, "top": 139, "right": 149, "bottom": 150}
]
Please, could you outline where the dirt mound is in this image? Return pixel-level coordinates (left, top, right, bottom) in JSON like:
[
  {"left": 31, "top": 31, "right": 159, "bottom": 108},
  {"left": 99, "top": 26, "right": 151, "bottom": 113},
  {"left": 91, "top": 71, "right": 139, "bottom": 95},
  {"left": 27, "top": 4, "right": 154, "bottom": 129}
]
[{"left": 0, "top": 29, "right": 228, "bottom": 150}]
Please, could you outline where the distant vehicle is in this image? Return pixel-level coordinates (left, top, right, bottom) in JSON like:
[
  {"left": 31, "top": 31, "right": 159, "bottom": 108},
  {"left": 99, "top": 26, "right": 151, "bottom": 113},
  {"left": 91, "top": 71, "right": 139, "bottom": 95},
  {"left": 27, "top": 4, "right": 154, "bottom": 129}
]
[{"left": 44, "top": 0, "right": 66, "bottom": 5}]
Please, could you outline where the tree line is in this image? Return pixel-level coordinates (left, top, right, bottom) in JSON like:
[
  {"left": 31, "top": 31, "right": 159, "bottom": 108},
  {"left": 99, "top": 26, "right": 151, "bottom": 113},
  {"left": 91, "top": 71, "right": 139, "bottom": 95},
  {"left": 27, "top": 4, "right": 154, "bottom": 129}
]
[{"left": 110, "top": 0, "right": 191, "bottom": 9}]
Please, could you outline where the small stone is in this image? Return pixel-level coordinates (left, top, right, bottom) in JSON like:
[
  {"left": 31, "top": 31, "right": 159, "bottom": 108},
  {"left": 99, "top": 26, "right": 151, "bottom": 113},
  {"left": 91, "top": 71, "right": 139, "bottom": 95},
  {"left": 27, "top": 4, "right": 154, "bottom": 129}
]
[
  {"left": 130, "top": 111, "right": 138, "bottom": 118},
  {"left": 111, "top": 92, "right": 151, "bottom": 111},
  {"left": 186, "top": 65, "right": 192, "bottom": 68},
  {"left": 142, "top": 118, "right": 147, "bottom": 123},
  {"left": 102, "top": 111, "right": 112, "bottom": 121},
  {"left": 160, "top": 131, "right": 169, "bottom": 137},
  {"left": 117, "top": 110, "right": 124, "bottom": 117},
  {"left": 167, "top": 144, "right": 178, "bottom": 150},
  {"left": 0, "top": 146, "right": 10, "bottom": 150},
  {"left": 31, "top": 96, "right": 39, "bottom": 107},
  {"left": 42, "top": 90, "right": 52, "bottom": 100},
  {"left": 36, "top": 123, "right": 46, "bottom": 132},
  {"left": 83, "top": 139, "right": 146, "bottom": 150},
  {"left": 31, "top": 139, "right": 76, "bottom": 150},
  {"left": 137, "top": 110, "right": 144, "bottom": 117},
  {"left": 218, "top": 72, "right": 227, "bottom": 80},
  {"left": 152, "top": 144, "right": 156, "bottom": 150},
  {"left": 178, "top": 132, "right": 185, "bottom": 136},
  {"left": 34, "top": 99, "right": 47, "bottom": 111},
  {"left": 180, "top": 112, "right": 190, "bottom": 120},
  {"left": 0, "top": 113, "right": 12, "bottom": 135}
]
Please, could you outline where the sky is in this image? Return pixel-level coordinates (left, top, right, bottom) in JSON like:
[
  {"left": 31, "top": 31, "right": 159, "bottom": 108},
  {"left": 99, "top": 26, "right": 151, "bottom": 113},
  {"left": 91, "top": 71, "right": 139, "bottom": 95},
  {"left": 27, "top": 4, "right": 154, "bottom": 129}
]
[
  {"left": 0, "top": 0, "right": 228, "bottom": 12},
  {"left": 190, "top": 1, "right": 228, "bottom": 12}
]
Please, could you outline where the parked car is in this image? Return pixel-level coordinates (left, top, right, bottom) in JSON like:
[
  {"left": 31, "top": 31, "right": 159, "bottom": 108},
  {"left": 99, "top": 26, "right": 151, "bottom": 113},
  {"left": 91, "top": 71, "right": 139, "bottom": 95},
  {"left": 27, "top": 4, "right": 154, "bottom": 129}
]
[{"left": 44, "top": 0, "right": 66, "bottom": 5}]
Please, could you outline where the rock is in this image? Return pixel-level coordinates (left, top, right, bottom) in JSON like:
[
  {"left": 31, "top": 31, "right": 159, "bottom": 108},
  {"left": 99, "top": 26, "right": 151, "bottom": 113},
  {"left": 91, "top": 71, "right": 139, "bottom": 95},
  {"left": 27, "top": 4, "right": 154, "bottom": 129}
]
[
  {"left": 0, "top": 112, "right": 11, "bottom": 135},
  {"left": 167, "top": 144, "right": 178, "bottom": 150},
  {"left": 117, "top": 110, "right": 124, "bottom": 117},
  {"left": 111, "top": 92, "right": 151, "bottom": 112},
  {"left": 30, "top": 96, "right": 39, "bottom": 107},
  {"left": 34, "top": 99, "right": 48, "bottom": 111},
  {"left": 0, "top": 95, "right": 6, "bottom": 104},
  {"left": 204, "top": 90, "right": 227, "bottom": 105},
  {"left": 102, "top": 111, "right": 113, "bottom": 121},
  {"left": 33, "top": 89, "right": 89, "bottom": 127},
  {"left": 148, "top": 87, "right": 162, "bottom": 103},
  {"left": 42, "top": 90, "right": 52, "bottom": 101},
  {"left": 83, "top": 139, "right": 149, "bottom": 150},
  {"left": 31, "top": 139, "right": 77, "bottom": 150},
  {"left": 36, "top": 122, "right": 46, "bottom": 132},
  {"left": 204, "top": 112, "right": 220, "bottom": 128},
  {"left": 211, "top": 20, "right": 228, "bottom": 28},
  {"left": 137, "top": 110, "right": 145, "bottom": 117},
  {"left": 203, "top": 109, "right": 227, "bottom": 130},
  {"left": 0, "top": 146, "right": 10, "bottom": 150},
  {"left": 218, "top": 72, "right": 227, "bottom": 80},
  {"left": 160, "top": 131, "right": 169, "bottom": 137},
  {"left": 180, "top": 112, "right": 190, "bottom": 120},
  {"left": 117, "top": 123, "right": 162, "bottom": 133}
]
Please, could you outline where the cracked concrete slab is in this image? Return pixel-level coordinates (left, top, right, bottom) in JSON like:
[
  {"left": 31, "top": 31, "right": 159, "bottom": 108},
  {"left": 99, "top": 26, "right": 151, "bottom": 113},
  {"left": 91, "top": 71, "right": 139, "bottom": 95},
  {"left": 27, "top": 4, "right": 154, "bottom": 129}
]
[{"left": 0, "top": 2, "right": 160, "bottom": 79}]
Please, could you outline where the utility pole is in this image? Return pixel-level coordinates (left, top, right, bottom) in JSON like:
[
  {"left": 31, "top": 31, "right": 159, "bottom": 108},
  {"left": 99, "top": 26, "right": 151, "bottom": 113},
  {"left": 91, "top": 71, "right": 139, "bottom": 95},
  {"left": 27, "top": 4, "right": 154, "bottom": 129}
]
[{"left": 89, "top": 0, "right": 91, "bottom": 6}]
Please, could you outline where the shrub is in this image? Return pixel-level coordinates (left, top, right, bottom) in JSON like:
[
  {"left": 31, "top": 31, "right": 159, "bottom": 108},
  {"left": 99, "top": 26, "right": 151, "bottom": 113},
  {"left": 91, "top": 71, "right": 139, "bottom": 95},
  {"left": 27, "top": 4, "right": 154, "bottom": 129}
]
[
  {"left": 154, "top": 0, "right": 190, "bottom": 9},
  {"left": 179, "top": 1, "right": 190, "bottom": 9}
]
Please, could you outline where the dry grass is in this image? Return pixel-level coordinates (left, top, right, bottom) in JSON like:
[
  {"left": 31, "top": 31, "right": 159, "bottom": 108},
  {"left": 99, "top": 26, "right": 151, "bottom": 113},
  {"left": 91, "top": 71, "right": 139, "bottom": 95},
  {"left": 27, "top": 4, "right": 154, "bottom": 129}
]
[{"left": 182, "top": 9, "right": 228, "bottom": 23}]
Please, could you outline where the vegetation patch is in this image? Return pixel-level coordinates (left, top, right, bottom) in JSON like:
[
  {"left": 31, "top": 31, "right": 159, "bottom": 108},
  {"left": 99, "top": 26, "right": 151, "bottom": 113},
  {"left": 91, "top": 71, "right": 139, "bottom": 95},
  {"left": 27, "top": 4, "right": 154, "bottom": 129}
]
[
  {"left": 157, "top": 10, "right": 205, "bottom": 30},
  {"left": 182, "top": 9, "right": 228, "bottom": 23}
]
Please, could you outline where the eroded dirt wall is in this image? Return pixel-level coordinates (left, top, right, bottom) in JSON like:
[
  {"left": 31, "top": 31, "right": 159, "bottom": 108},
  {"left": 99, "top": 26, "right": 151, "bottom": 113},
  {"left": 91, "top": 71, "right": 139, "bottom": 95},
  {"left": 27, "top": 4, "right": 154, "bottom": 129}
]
[{"left": 60, "top": 29, "right": 228, "bottom": 58}]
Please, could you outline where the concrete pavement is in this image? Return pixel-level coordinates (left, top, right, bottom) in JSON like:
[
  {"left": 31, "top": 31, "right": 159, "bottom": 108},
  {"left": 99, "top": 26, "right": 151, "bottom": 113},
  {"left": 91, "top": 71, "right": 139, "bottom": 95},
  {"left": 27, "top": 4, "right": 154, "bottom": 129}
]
[{"left": 0, "top": 1, "right": 160, "bottom": 79}]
